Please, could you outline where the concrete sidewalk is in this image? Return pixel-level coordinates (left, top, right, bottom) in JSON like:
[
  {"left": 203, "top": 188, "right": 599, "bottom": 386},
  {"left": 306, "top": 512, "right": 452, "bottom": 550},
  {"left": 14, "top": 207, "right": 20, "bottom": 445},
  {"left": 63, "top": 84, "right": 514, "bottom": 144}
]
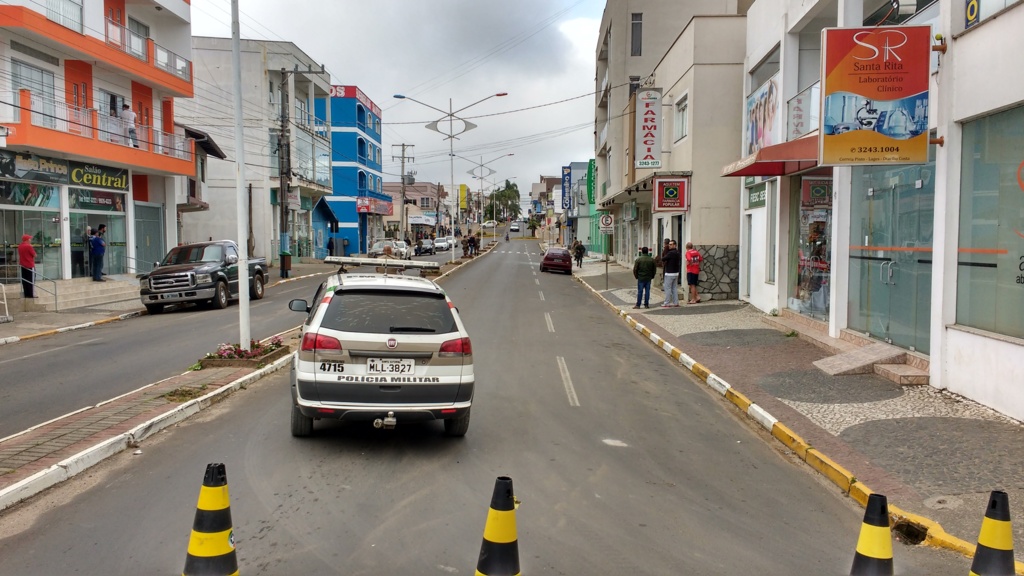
[{"left": 569, "top": 255, "right": 1024, "bottom": 568}]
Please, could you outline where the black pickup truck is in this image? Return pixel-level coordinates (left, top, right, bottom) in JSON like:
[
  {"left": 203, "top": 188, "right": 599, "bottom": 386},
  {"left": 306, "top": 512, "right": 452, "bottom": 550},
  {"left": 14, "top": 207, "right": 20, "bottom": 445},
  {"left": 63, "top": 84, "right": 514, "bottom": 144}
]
[{"left": 139, "top": 240, "right": 268, "bottom": 314}]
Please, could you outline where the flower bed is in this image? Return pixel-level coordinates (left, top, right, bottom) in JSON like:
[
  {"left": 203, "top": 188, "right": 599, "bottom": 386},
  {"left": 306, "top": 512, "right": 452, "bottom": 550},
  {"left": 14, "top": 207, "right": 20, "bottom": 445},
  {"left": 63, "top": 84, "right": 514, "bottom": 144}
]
[{"left": 199, "top": 336, "right": 292, "bottom": 369}]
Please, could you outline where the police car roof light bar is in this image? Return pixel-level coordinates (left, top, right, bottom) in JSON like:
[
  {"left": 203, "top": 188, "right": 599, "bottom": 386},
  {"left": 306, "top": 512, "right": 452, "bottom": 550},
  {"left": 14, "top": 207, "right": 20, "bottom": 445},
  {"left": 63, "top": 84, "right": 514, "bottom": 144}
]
[{"left": 324, "top": 256, "right": 442, "bottom": 271}]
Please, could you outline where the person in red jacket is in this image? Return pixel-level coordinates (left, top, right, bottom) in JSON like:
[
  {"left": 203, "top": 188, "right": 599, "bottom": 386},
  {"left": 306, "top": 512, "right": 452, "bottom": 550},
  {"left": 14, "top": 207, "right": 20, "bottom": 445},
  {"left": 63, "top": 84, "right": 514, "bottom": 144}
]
[
  {"left": 18, "top": 233, "right": 36, "bottom": 298},
  {"left": 684, "top": 241, "right": 703, "bottom": 304}
]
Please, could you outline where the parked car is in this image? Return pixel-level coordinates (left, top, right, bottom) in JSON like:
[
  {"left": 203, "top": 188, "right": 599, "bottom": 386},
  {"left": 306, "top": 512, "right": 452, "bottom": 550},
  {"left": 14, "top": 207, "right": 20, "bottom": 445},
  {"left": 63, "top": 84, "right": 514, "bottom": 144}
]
[
  {"left": 539, "top": 247, "right": 573, "bottom": 274},
  {"left": 287, "top": 266, "right": 474, "bottom": 437},
  {"left": 481, "top": 220, "right": 497, "bottom": 228},
  {"left": 393, "top": 240, "right": 412, "bottom": 259},
  {"left": 419, "top": 239, "right": 435, "bottom": 255},
  {"left": 367, "top": 240, "right": 399, "bottom": 258},
  {"left": 434, "top": 237, "right": 451, "bottom": 251},
  {"left": 139, "top": 240, "right": 267, "bottom": 314}
]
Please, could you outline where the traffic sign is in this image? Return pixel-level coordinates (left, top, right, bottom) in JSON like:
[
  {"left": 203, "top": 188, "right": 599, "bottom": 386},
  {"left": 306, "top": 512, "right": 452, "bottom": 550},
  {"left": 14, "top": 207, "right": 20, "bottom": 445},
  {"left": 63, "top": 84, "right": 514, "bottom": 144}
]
[{"left": 599, "top": 213, "right": 614, "bottom": 234}]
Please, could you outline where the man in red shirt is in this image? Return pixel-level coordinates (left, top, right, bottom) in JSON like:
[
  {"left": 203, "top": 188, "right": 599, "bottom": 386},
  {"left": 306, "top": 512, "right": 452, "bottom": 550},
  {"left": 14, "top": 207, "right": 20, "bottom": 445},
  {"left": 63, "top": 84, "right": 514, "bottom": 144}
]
[
  {"left": 18, "top": 233, "right": 36, "bottom": 298},
  {"left": 684, "top": 241, "right": 703, "bottom": 304}
]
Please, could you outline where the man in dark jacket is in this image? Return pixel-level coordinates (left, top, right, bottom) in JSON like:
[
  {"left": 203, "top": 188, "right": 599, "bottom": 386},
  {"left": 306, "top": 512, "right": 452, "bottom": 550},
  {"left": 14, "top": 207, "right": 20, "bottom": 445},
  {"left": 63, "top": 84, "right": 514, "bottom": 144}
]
[
  {"left": 660, "top": 240, "right": 682, "bottom": 307},
  {"left": 632, "top": 246, "right": 656, "bottom": 309}
]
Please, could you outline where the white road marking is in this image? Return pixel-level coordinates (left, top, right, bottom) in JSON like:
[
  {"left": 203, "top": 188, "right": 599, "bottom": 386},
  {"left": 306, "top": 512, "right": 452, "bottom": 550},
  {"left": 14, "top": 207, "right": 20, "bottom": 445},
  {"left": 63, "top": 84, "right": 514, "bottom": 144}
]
[
  {"left": 603, "top": 439, "right": 628, "bottom": 447},
  {"left": 557, "top": 356, "right": 580, "bottom": 407},
  {"left": 539, "top": 291, "right": 545, "bottom": 301},
  {"left": 545, "top": 312, "right": 554, "bottom": 332},
  {"left": 0, "top": 337, "right": 102, "bottom": 365},
  {"left": 535, "top": 279, "right": 540, "bottom": 285}
]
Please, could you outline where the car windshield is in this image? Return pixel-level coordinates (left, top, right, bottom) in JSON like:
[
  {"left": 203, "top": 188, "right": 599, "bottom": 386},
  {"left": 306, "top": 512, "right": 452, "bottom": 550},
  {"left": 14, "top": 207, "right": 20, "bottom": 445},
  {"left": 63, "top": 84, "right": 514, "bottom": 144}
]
[
  {"left": 162, "top": 244, "right": 223, "bottom": 265},
  {"left": 319, "top": 290, "right": 457, "bottom": 334}
]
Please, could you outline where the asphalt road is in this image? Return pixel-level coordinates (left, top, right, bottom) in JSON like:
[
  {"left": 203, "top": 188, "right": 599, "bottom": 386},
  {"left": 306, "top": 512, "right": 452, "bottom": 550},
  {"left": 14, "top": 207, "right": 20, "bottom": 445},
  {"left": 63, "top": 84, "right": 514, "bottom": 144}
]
[{"left": 0, "top": 238, "right": 971, "bottom": 574}]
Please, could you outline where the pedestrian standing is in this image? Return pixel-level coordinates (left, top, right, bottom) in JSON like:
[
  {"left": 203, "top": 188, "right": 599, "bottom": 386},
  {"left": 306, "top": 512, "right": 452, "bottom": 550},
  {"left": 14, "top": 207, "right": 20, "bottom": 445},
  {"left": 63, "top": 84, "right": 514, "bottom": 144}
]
[
  {"left": 573, "top": 241, "right": 585, "bottom": 268},
  {"left": 121, "top": 104, "right": 139, "bottom": 148},
  {"left": 660, "top": 240, "right": 681, "bottom": 307},
  {"left": 685, "top": 242, "right": 704, "bottom": 304},
  {"left": 97, "top": 223, "right": 108, "bottom": 276},
  {"left": 90, "top": 226, "right": 106, "bottom": 281},
  {"left": 632, "top": 246, "right": 656, "bottom": 309},
  {"left": 17, "top": 233, "right": 36, "bottom": 298}
]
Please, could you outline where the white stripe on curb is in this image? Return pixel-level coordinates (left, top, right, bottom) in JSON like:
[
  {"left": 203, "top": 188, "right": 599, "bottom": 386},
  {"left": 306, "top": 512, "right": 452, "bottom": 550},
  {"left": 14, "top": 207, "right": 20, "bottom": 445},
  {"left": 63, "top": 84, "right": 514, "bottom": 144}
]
[
  {"left": 748, "top": 403, "right": 778, "bottom": 432},
  {"left": 706, "top": 373, "right": 731, "bottom": 396}
]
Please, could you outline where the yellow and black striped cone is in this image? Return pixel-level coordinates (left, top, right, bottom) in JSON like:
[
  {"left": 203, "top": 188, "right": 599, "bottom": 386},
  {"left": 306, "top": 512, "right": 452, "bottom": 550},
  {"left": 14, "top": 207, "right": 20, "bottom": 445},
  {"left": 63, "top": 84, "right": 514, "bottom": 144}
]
[
  {"left": 183, "top": 463, "right": 239, "bottom": 576},
  {"left": 475, "top": 476, "right": 520, "bottom": 576},
  {"left": 969, "top": 490, "right": 1015, "bottom": 575},
  {"left": 850, "top": 493, "right": 893, "bottom": 575}
]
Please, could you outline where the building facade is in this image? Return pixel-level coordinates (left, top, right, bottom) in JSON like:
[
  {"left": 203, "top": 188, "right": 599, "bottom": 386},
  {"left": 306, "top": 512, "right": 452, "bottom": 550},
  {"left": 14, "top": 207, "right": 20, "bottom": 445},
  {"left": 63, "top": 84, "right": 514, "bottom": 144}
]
[
  {"left": 381, "top": 180, "right": 443, "bottom": 241},
  {"left": 176, "top": 37, "right": 331, "bottom": 264},
  {"left": 721, "top": 0, "right": 1024, "bottom": 420},
  {"left": 0, "top": 0, "right": 195, "bottom": 283}
]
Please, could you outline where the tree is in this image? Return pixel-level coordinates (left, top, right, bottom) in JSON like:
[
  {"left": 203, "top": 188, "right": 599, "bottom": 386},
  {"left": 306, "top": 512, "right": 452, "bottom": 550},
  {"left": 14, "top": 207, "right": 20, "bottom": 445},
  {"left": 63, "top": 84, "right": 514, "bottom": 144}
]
[{"left": 527, "top": 216, "right": 540, "bottom": 238}]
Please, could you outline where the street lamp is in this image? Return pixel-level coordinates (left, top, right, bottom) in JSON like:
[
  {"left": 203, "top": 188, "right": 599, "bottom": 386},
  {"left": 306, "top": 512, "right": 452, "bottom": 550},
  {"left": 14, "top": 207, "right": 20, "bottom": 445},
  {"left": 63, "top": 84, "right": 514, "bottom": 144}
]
[
  {"left": 454, "top": 153, "right": 513, "bottom": 226},
  {"left": 393, "top": 92, "right": 507, "bottom": 264}
]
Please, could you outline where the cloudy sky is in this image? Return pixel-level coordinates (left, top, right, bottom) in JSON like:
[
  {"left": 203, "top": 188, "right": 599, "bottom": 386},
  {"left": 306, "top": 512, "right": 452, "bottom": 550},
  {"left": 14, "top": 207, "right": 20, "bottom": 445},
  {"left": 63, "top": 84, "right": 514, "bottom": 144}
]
[{"left": 191, "top": 0, "right": 603, "bottom": 200}]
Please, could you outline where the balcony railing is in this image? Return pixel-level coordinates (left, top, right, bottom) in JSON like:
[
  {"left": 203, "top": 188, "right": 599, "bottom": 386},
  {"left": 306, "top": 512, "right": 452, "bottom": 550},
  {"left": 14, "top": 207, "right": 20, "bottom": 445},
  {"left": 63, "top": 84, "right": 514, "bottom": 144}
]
[
  {"left": 787, "top": 82, "right": 820, "bottom": 141},
  {"left": 105, "top": 19, "right": 148, "bottom": 61},
  {"left": 0, "top": 91, "right": 21, "bottom": 124},
  {"left": 31, "top": 93, "right": 93, "bottom": 138},
  {"left": 46, "top": 0, "right": 82, "bottom": 33},
  {"left": 154, "top": 43, "right": 192, "bottom": 81}
]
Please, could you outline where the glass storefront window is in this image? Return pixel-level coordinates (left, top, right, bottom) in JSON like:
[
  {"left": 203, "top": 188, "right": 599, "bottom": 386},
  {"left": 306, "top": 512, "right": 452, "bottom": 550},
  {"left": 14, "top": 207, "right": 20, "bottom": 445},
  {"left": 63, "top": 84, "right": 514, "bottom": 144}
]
[
  {"left": 790, "top": 178, "right": 833, "bottom": 320},
  {"left": 957, "top": 105, "right": 1024, "bottom": 340}
]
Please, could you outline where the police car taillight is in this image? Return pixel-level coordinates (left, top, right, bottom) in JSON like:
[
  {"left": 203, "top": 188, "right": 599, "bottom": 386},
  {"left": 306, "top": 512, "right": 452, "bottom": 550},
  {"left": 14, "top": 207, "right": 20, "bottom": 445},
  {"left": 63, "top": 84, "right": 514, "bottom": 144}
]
[
  {"left": 439, "top": 337, "right": 472, "bottom": 356},
  {"left": 301, "top": 332, "right": 342, "bottom": 352}
]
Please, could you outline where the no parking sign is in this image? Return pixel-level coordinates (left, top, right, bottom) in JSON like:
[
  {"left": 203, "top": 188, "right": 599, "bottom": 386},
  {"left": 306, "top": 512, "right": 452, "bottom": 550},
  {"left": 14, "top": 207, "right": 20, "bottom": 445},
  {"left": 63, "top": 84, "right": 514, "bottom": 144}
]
[{"left": 599, "top": 213, "right": 614, "bottom": 234}]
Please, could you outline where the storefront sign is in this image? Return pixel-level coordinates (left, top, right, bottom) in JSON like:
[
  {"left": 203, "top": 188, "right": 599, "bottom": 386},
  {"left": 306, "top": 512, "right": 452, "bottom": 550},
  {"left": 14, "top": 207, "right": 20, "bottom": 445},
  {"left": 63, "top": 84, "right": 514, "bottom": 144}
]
[
  {"left": 355, "top": 196, "right": 392, "bottom": 215},
  {"left": 802, "top": 178, "right": 833, "bottom": 207},
  {"left": 69, "top": 188, "right": 125, "bottom": 211},
  {"left": 745, "top": 75, "right": 781, "bottom": 155},
  {"left": 0, "top": 151, "right": 68, "bottom": 184},
  {"left": 587, "top": 159, "right": 595, "bottom": 205},
  {"left": 562, "top": 166, "right": 572, "bottom": 210},
  {"left": 69, "top": 161, "right": 128, "bottom": 191},
  {"left": 965, "top": 0, "right": 979, "bottom": 28},
  {"left": 747, "top": 185, "right": 767, "bottom": 209},
  {"left": 634, "top": 89, "right": 663, "bottom": 169},
  {"left": 820, "top": 26, "right": 931, "bottom": 166},
  {"left": 653, "top": 178, "right": 689, "bottom": 212},
  {"left": 0, "top": 181, "right": 60, "bottom": 207},
  {"left": 330, "top": 85, "right": 381, "bottom": 117},
  {"left": 787, "top": 83, "right": 820, "bottom": 141}
]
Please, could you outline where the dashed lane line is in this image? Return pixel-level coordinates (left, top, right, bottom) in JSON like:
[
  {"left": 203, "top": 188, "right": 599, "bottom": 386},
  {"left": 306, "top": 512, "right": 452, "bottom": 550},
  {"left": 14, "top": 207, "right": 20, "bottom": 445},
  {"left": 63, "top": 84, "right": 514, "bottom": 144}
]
[{"left": 557, "top": 356, "right": 580, "bottom": 407}]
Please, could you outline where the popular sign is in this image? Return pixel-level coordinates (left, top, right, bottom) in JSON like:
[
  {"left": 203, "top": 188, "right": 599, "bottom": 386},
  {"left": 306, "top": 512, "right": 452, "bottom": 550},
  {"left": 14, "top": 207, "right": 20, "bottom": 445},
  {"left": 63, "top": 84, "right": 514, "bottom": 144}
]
[
  {"left": 653, "top": 178, "right": 689, "bottom": 212},
  {"left": 634, "top": 89, "right": 662, "bottom": 169},
  {"left": 819, "top": 26, "right": 931, "bottom": 166},
  {"left": 561, "top": 166, "right": 572, "bottom": 210}
]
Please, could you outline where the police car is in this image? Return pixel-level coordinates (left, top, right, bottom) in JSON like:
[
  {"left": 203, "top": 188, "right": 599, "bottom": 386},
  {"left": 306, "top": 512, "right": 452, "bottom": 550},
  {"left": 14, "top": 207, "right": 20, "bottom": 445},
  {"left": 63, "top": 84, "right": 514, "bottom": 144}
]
[{"left": 288, "top": 256, "right": 474, "bottom": 437}]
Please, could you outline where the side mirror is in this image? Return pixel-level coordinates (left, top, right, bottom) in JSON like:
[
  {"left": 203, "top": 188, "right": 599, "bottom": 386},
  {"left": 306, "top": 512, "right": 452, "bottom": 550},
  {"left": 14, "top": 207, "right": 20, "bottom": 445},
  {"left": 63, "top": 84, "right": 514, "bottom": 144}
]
[
  {"left": 225, "top": 254, "right": 239, "bottom": 265},
  {"left": 153, "top": 262, "right": 160, "bottom": 269},
  {"left": 288, "top": 299, "right": 310, "bottom": 313}
]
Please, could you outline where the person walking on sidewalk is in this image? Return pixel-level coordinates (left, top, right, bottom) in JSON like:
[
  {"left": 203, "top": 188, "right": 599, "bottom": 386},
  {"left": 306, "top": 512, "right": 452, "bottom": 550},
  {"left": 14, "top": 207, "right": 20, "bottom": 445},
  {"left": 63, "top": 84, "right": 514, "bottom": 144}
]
[
  {"left": 18, "top": 233, "right": 36, "bottom": 298},
  {"left": 573, "top": 241, "right": 585, "bottom": 268},
  {"left": 685, "top": 242, "right": 704, "bottom": 304},
  {"left": 660, "top": 240, "right": 681, "bottom": 307},
  {"left": 90, "top": 226, "right": 106, "bottom": 281},
  {"left": 632, "top": 246, "right": 656, "bottom": 309}
]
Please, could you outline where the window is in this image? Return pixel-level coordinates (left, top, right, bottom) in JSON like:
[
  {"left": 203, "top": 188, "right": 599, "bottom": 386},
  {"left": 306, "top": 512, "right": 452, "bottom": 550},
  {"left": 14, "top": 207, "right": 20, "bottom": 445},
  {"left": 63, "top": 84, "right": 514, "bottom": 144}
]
[
  {"left": 674, "top": 94, "right": 689, "bottom": 141},
  {"left": 13, "top": 60, "right": 55, "bottom": 127},
  {"left": 957, "top": 105, "right": 1024, "bottom": 339},
  {"left": 420, "top": 197, "right": 431, "bottom": 209},
  {"left": 320, "top": 291, "right": 457, "bottom": 335},
  {"left": 630, "top": 13, "right": 642, "bottom": 56},
  {"left": 629, "top": 75, "right": 641, "bottom": 98}
]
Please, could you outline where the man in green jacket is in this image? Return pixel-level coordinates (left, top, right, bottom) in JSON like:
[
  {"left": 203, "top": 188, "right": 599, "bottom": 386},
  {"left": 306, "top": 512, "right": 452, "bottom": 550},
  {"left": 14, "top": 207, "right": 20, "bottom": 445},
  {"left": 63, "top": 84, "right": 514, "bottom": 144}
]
[{"left": 632, "top": 246, "right": 657, "bottom": 309}]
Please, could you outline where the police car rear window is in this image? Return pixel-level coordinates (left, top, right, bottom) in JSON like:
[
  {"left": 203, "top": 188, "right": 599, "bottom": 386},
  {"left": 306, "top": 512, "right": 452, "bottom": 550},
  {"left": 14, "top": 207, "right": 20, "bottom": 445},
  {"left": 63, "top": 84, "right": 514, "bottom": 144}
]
[{"left": 320, "top": 290, "right": 457, "bottom": 335}]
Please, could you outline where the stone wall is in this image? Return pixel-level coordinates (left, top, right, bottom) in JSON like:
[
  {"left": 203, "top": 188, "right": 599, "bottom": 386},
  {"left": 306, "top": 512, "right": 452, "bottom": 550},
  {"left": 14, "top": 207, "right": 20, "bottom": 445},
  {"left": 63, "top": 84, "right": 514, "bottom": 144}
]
[{"left": 694, "top": 244, "right": 739, "bottom": 301}]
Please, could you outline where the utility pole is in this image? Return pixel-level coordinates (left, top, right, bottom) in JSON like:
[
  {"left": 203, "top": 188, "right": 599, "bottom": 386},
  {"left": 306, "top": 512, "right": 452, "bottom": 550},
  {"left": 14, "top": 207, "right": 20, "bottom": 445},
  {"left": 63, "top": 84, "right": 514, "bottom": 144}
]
[
  {"left": 278, "top": 67, "right": 291, "bottom": 278},
  {"left": 231, "top": 0, "right": 250, "bottom": 349},
  {"left": 391, "top": 144, "right": 414, "bottom": 243}
]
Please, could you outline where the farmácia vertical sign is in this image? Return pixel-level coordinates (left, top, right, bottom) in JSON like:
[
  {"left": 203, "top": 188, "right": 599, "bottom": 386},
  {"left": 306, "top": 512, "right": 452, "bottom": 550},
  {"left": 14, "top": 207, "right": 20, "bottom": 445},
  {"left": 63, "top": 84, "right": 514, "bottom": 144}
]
[{"left": 819, "top": 26, "right": 931, "bottom": 166}]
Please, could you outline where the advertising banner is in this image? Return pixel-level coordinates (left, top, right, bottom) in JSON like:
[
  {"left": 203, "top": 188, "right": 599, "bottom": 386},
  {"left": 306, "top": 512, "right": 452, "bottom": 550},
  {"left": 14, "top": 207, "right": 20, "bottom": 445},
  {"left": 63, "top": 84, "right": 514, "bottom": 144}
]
[
  {"left": 0, "top": 181, "right": 60, "bottom": 207},
  {"left": 801, "top": 178, "right": 833, "bottom": 207},
  {"left": 459, "top": 184, "right": 468, "bottom": 210},
  {"left": 69, "top": 161, "right": 129, "bottom": 191},
  {"left": 356, "top": 197, "right": 371, "bottom": 213},
  {"left": 561, "top": 166, "right": 572, "bottom": 210},
  {"left": 0, "top": 150, "right": 69, "bottom": 184},
  {"left": 745, "top": 75, "right": 781, "bottom": 155},
  {"left": 634, "top": 89, "right": 662, "bottom": 169},
  {"left": 820, "top": 26, "right": 931, "bottom": 166},
  {"left": 69, "top": 188, "right": 125, "bottom": 211},
  {"left": 653, "top": 178, "right": 689, "bottom": 212},
  {"left": 587, "top": 159, "right": 595, "bottom": 204}
]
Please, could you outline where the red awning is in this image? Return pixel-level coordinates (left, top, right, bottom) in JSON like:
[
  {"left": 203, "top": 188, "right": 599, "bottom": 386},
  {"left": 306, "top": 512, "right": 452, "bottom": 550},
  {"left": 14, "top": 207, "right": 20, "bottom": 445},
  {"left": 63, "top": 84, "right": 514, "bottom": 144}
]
[{"left": 721, "top": 135, "right": 820, "bottom": 177}]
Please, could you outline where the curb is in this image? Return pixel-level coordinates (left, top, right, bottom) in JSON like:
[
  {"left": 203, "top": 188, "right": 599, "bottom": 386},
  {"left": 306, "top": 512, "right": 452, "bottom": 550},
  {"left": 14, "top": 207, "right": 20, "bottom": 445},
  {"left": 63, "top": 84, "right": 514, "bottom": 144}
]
[
  {"left": 0, "top": 350, "right": 293, "bottom": 513},
  {"left": 571, "top": 273, "right": 1024, "bottom": 573}
]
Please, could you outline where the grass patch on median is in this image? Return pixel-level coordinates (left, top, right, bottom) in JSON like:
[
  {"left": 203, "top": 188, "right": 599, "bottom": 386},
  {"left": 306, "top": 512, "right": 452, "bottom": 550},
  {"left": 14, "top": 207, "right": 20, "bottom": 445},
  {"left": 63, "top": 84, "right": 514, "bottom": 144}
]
[{"left": 163, "top": 385, "right": 208, "bottom": 403}]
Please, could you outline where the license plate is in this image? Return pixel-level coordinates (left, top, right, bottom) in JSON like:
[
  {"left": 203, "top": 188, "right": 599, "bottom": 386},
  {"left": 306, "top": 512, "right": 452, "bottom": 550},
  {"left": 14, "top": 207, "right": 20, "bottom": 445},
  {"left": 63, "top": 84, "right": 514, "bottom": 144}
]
[
  {"left": 367, "top": 358, "right": 414, "bottom": 374},
  {"left": 159, "top": 293, "right": 178, "bottom": 300}
]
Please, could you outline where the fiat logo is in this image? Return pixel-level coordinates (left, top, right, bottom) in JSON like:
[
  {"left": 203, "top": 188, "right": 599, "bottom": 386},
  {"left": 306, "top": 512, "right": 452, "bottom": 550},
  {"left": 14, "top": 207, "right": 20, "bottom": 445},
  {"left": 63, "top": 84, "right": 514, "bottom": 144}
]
[{"left": 387, "top": 338, "right": 397, "bottom": 349}]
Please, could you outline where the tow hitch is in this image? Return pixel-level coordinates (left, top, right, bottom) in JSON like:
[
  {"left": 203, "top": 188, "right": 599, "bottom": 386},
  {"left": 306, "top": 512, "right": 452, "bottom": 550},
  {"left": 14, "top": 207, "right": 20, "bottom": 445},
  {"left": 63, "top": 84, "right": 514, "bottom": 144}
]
[{"left": 373, "top": 412, "right": 397, "bottom": 429}]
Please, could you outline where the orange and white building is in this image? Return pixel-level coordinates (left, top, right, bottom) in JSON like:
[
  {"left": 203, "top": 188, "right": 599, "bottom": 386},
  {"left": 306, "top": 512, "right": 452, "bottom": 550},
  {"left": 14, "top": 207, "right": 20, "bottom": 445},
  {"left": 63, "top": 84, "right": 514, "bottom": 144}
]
[{"left": 0, "top": 0, "right": 195, "bottom": 282}]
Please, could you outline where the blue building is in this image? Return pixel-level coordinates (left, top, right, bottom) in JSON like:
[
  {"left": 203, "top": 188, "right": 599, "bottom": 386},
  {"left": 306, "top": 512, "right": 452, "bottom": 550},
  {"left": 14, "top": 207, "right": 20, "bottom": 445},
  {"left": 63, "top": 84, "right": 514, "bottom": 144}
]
[{"left": 314, "top": 86, "right": 392, "bottom": 255}]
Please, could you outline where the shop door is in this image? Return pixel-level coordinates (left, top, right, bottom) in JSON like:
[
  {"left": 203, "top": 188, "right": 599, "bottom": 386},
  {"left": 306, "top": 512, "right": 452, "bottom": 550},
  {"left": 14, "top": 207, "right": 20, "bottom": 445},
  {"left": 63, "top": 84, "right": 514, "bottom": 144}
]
[
  {"left": 848, "top": 166, "right": 934, "bottom": 353},
  {"left": 134, "top": 204, "right": 164, "bottom": 272}
]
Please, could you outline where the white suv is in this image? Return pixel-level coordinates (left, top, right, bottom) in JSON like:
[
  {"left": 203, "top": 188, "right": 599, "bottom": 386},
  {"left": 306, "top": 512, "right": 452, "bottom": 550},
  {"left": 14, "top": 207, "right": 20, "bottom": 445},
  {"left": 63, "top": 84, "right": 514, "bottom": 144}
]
[{"left": 288, "top": 259, "right": 474, "bottom": 437}]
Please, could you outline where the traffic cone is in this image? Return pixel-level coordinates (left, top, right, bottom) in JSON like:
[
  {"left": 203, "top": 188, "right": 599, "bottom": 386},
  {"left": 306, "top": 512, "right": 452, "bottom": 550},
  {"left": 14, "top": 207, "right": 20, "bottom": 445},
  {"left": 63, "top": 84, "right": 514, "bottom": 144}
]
[
  {"left": 183, "top": 463, "right": 239, "bottom": 576},
  {"left": 475, "top": 476, "right": 520, "bottom": 576},
  {"left": 850, "top": 493, "right": 893, "bottom": 575},
  {"left": 969, "top": 490, "right": 1015, "bottom": 575}
]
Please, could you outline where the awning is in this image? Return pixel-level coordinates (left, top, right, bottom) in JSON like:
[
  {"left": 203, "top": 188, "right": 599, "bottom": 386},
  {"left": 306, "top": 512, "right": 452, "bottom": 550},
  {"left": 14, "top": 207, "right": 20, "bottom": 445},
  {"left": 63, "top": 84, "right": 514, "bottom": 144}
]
[{"left": 721, "top": 135, "right": 819, "bottom": 177}]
